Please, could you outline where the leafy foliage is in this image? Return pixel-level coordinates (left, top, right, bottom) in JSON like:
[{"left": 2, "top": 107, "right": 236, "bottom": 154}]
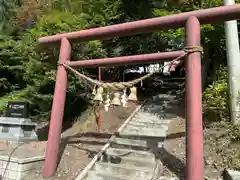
[
  {"left": 0, "top": 1, "right": 112, "bottom": 117},
  {"left": 203, "top": 66, "right": 229, "bottom": 122},
  {"left": 0, "top": 0, "right": 235, "bottom": 126}
]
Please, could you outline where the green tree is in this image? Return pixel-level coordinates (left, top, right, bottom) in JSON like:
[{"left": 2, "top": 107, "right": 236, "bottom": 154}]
[
  {"left": 0, "top": 0, "right": 235, "bottom": 124},
  {"left": 0, "top": 0, "right": 120, "bottom": 118},
  {"left": 0, "top": 0, "right": 10, "bottom": 31}
]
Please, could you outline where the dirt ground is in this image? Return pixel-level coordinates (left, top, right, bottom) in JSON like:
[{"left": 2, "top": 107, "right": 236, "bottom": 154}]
[
  {"left": 150, "top": 84, "right": 240, "bottom": 180},
  {"left": 163, "top": 116, "right": 240, "bottom": 180},
  {"left": 22, "top": 102, "right": 138, "bottom": 180}
]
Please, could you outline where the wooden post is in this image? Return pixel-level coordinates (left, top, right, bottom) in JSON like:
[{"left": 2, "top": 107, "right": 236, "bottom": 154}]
[
  {"left": 43, "top": 38, "right": 71, "bottom": 177},
  {"left": 185, "top": 16, "right": 204, "bottom": 180}
]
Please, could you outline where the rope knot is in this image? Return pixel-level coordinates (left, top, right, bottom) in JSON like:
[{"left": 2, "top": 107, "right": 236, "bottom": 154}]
[
  {"left": 184, "top": 46, "right": 203, "bottom": 54},
  {"left": 57, "top": 61, "right": 67, "bottom": 66}
]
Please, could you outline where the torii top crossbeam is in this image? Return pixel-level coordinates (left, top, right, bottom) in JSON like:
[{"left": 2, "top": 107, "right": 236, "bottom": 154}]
[{"left": 39, "top": 4, "right": 240, "bottom": 46}]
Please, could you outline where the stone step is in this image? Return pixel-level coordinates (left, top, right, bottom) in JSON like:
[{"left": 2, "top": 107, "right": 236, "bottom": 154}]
[
  {"left": 131, "top": 116, "right": 160, "bottom": 122},
  {"left": 134, "top": 113, "right": 159, "bottom": 119},
  {"left": 124, "top": 123, "right": 168, "bottom": 131},
  {"left": 157, "top": 177, "right": 179, "bottom": 180},
  {"left": 142, "top": 104, "right": 163, "bottom": 108},
  {"left": 85, "top": 170, "right": 146, "bottom": 180},
  {"left": 106, "top": 147, "right": 155, "bottom": 160},
  {"left": 93, "top": 162, "right": 153, "bottom": 179},
  {"left": 140, "top": 108, "right": 164, "bottom": 112},
  {"left": 103, "top": 155, "right": 156, "bottom": 168},
  {"left": 127, "top": 121, "right": 169, "bottom": 130},
  {"left": 75, "top": 136, "right": 109, "bottom": 143},
  {"left": 142, "top": 108, "right": 166, "bottom": 113},
  {"left": 111, "top": 137, "right": 164, "bottom": 149},
  {"left": 112, "top": 137, "right": 148, "bottom": 147},
  {"left": 131, "top": 118, "right": 162, "bottom": 124},
  {"left": 120, "top": 128, "right": 167, "bottom": 137},
  {"left": 131, "top": 117, "right": 172, "bottom": 124}
]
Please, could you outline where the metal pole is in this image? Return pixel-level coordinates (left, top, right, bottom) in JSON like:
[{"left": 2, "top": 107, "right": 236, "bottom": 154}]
[
  {"left": 224, "top": 0, "right": 240, "bottom": 125},
  {"left": 185, "top": 16, "right": 204, "bottom": 180},
  {"left": 43, "top": 38, "right": 71, "bottom": 177},
  {"left": 98, "top": 67, "right": 101, "bottom": 132}
]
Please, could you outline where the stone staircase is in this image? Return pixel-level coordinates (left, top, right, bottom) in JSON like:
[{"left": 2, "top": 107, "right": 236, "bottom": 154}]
[{"left": 77, "top": 91, "right": 182, "bottom": 180}]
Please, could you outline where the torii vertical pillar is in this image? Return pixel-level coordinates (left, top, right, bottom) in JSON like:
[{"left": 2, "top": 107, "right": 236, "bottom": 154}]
[
  {"left": 43, "top": 38, "right": 71, "bottom": 177},
  {"left": 185, "top": 16, "right": 204, "bottom": 180}
]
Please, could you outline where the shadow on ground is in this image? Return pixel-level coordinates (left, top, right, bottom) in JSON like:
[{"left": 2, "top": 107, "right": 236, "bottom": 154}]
[
  {"left": 56, "top": 130, "right": 186, "bottom": 178},
  {"left": 156, "top": 147, "right": 185, "bottom": 180},
  {"left": 57, "top": 132, "right": 113, "bottom": 165},
  {"left": 36, "top": 96, "right": 90, "bottom": 141},
  {"left": 141, "top": 79, "right": 185, "bottom": 119}
]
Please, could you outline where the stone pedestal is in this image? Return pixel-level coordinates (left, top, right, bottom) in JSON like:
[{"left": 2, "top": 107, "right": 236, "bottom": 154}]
[{"left": 0, "top": 117, "right": 38, "bottom": 142}]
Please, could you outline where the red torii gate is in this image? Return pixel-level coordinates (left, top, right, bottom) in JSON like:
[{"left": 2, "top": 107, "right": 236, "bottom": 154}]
[{"left": 38, "top": 4, "right": 240, "bottom": 180}]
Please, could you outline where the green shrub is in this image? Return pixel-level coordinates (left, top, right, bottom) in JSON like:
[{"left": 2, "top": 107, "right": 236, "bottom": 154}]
[{"left": 202, "top": 66, "right": 229, "bottom": 122}]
